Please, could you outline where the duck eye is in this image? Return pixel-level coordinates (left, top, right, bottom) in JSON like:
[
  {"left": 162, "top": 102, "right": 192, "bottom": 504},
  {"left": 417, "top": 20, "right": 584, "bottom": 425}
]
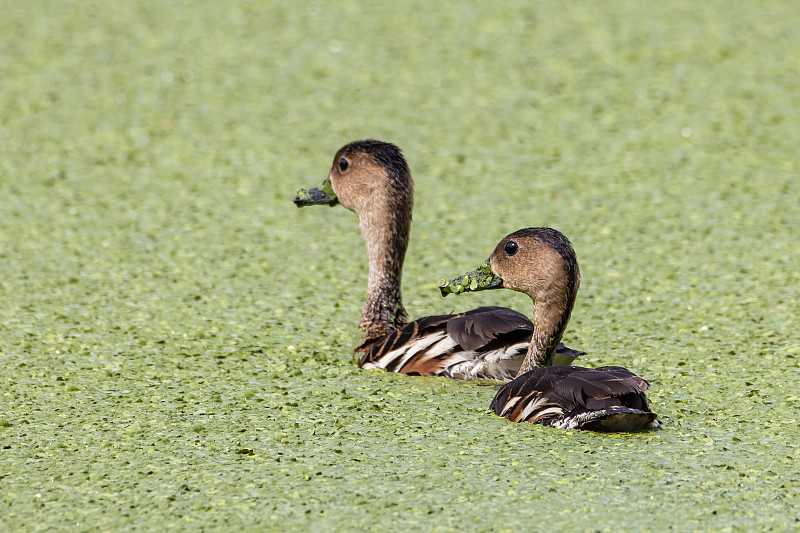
[
  {"left": 504, "top": 241, "right": 518, "bottom": 256},
  {"left": 338, "top": 158, "right": 349, "bottom": 172}
]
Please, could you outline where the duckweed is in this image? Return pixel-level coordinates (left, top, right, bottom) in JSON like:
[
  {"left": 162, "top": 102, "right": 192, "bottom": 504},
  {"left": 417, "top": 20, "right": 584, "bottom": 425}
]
[
  {"left": 440, "top": 261, "right": 501, "bottom": 296},
  {"left": 1, "top": 1, "right": 799, "bottom": 531},
  {"left": 294, "top": 179, "right": 337, "bottom": 207}
]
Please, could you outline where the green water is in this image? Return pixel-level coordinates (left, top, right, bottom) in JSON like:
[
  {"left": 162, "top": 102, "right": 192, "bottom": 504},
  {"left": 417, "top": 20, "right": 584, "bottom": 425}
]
[{"left": 2, "top": 1, "right": 799, "bottom": 531}]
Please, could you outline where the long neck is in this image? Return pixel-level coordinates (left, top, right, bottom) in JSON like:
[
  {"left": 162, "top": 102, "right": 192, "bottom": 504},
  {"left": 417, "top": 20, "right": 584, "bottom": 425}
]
[
  {"left": 358, "top": 211, "right": 410, "bottom": 340},
  {"left": 519, "top": 267, "right": 580, "bottom": 372}
]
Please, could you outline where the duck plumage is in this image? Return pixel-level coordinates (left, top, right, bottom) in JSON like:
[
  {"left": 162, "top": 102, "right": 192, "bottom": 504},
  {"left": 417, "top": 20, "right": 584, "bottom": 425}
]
[
  {"left": 360, "top": 306, "right": 583, "bottom": 380},
  {"left": 491, "top": 365, "right": 657, "bottom": 431}
]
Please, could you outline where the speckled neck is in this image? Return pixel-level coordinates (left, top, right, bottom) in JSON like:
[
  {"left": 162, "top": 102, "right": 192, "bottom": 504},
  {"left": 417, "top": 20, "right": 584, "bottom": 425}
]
[
  {"left": 359, "top": 212, "right": 410, "bottom": 340},
  {"left": 519, "top": 254, "right": 580, "bottom": 372},
  {"left": 519, "top": 299, "right": 568, "bottom": 372},
  {"left": 333, "top": 142, "right": 414, "bottom": 344}
]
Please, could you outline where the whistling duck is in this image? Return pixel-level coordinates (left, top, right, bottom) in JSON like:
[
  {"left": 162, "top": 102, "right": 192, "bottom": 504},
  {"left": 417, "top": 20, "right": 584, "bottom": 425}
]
[{"left": 440, "top": 227, "right": 659, "bottom": 431}]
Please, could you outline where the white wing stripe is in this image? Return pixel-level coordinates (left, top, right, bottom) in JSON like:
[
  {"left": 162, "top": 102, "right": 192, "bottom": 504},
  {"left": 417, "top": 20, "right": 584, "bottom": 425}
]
[
  {"left": 480, "top": 342, "right": 528, "bottom": 364},
  {"left": 517, "top": 395, "right": 551, "bottom": 421},
  {"left": 500, "top": 396, "right": 521, "bottom": 415},
  {"left": 532, "top": 406, "right": 564, "bottom": 420},
  {"left": 420, "top": 336, "right": 460, "bottom": 360},
  {"left": 373, "top": 331, "right": 447, "bottom": 370}
]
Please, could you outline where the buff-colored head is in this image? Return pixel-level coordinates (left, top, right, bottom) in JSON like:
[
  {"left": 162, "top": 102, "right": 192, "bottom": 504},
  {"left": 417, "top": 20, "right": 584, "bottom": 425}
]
[
  {"left": 487, "top": 228, "right": 579, "bottom": 304},
  {"left": 440, "top": 227, "right": 579, "bottom": 303},
  {"left": 294, "top": 140, "right": 413, "bottom": 223}
]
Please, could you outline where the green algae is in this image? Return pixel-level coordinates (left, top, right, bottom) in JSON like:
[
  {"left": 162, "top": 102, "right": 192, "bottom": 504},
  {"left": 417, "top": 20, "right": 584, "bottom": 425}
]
[
  {"left": 439, "top": 261, "right": 503, "bottom": 296},
  {"left": 2, "top": 1, "right": 800, "bottom": 531},
  {"left": 294, "top": 179, "right": 338, "bottom": 207}
]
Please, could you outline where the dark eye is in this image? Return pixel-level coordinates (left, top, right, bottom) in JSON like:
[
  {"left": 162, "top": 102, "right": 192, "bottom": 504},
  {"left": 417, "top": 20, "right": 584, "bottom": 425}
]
[
  {"left": 504, "top": 241, "right": 518, "bottom": 256},
  {"left": 338, "top": 158, "right": 349, "bottom": 172}
]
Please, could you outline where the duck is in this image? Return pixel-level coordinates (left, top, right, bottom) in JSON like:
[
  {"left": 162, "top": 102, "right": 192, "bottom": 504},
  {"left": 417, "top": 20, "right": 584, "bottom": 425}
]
[
  {"left": 440, "top": 227, "right": 659, "bottom": 431},
  {"left": 294, "top": 140, "right": 583, "bottom": 381}
]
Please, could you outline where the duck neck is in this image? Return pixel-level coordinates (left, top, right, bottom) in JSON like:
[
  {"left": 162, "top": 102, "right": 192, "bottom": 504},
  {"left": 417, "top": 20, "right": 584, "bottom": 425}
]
[
  {"left": 518, "top": 268, "right": 580, "bottom": 373},
  {"left": 518, "top": 301, "right": 566, "bottom": 372},
  {"left": 359, "top": 213, "right": 410, "bottom": 340}
]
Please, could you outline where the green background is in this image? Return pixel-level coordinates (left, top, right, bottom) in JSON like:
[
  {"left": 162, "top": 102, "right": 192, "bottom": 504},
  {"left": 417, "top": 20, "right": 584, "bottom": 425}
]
[{"left": 2, "top": 1, "right": 799, "bottom": 531}]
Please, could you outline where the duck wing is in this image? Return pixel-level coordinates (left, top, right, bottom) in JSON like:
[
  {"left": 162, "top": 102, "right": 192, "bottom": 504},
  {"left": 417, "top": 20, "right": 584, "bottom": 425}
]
[
  {"left": 446, "top": 306, "right": 584, "bottom": 364},
  {"left": 358, "top": 307, "right": 532, "bottom": 381},
  {"left": 444, "top": 306, "right": 532, "bottom": 350},
  {"left": 491, "top": 366, "right": 658, "bottom": 432}
]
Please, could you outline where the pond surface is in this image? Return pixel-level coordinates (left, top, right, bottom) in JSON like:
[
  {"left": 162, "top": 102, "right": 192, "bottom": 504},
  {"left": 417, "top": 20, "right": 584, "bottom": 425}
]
[{"left": 1, "top": 1, "right": 799, "bottom": 531}]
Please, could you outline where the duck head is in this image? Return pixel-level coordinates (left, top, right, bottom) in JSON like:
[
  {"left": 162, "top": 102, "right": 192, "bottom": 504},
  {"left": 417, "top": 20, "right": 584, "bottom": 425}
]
[
  {"left": 440, "top": 228, "right": 579, "bottom": 298},
  {"left": 440, "top": 228, "right": 580, "bottom": 369},
  {"left": 294, "top": 140, "right": 413, "bottom": 219}
]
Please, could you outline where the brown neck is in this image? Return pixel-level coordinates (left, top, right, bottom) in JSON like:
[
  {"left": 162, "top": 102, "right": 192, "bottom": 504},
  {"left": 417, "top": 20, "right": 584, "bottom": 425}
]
[
  {"left": 518, "top": 265, "right": 580, "bottom": 373},
  {"left": 358, "top": 211, "right": 410, "bottom": 341}
]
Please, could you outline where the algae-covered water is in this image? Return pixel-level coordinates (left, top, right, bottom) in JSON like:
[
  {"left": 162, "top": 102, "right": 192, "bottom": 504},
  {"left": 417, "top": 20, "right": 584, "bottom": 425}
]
[{"left": 2, "top": 1, "right": 799, "bottom": 531}]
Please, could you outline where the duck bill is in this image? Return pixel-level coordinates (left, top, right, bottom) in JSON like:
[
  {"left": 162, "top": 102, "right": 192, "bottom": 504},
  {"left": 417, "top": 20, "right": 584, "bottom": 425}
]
[
  {"left": 439, "top": 260, "right": 504, "bottom": 297},
  {"left": 294, "top": 178, "right": 339, "bottom": 207}
]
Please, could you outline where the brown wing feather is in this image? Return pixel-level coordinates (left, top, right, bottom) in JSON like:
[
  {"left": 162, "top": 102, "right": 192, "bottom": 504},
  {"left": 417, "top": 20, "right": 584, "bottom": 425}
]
[
  {"left": 491, "top": 366, "right": 655, "bottom": 426},
  {"left": 357, "top": 313, "right": 452, "bottom": 368},
  {"left": 445, "top": 307, "right": 532, "bottom": 351},
  {"left": 358, "top": 307, "right": 535, "bottom": 378},
  {"left": 548, "top": 366, "right": 649, "bottom": 408}
]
